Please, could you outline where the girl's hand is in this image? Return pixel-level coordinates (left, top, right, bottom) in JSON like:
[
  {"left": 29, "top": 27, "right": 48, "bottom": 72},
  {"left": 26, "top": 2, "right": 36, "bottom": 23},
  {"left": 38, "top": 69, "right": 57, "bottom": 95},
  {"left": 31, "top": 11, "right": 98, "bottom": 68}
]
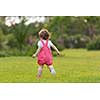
[
  {"left": 32, "top": 54, "right": 36, "bottom": 58},
  {"left": 57, "top": 51, "right": 60, "bottom": 55}
]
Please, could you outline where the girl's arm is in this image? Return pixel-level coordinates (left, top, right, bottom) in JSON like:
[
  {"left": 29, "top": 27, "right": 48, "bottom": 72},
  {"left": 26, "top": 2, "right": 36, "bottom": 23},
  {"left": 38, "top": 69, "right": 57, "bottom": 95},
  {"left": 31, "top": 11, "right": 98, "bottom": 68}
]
[
  {"left": 51, "top": 43, "right": 60, "bottom": 55},
  {"left": 32, "top": 47, "right": 41, "bottom": 58}
]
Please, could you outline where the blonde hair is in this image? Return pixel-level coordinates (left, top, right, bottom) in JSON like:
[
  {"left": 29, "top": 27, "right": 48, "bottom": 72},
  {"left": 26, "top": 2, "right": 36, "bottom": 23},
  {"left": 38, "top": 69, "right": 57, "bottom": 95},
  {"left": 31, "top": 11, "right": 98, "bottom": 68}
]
[{"left": 38, "top": 29, "right": 51, "bottom": 39}]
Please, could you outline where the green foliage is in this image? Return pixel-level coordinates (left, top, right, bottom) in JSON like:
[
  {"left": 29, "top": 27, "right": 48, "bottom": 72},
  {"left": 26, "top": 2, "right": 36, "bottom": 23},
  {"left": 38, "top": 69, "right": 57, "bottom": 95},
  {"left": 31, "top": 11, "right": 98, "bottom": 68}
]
[
  {"left": 1, "top": 16, "right": 100, "bottom": 57},
  {"left": 55, "top": 34, "right": 90, "bottom": 49},
  {"left": 48, "top": 16, "right": 71, "bottom": 35},
  {"left": 0, "top": 49, "right": 20, "bottom": 57},
  {"left": 87, "top": 36, "right": 100, "bottom": 50},
  {"left": 6, "top": 34, "right": 18, "bottom": 48},
  {"left": 0, "top": 51, "right": 8, "bottom": 57},
  {"left": 0, "top": 30, "right": 8, "bottom": 50},
  {"left": 25, "top": 44, "right": 37, "bottom": 56},
  {"left": 11, "top": 22, "right": 29, "bottom": 51},
  {"left": 0, "top": 30, "right": 5, "bottom": 43},
  {"left": 72, "top": 35, "right": 90, "bottom": 48}
]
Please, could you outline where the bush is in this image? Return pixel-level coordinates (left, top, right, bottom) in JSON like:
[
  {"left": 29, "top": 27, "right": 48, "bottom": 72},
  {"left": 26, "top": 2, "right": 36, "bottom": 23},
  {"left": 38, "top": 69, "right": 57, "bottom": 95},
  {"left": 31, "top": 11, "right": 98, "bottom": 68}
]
[
  {"left": 25, "top": 44, "right": 37, "bottom": 56},
  {"left": 74, "top": 35, "right": 90, "bottom": 48},
  {"left": 0, "top": 48, "right": 22, "bottom": 57},
  {"left": 6, "top": 34, "right": 18, "bottom": 48},
  {"left": 0, "top": 51, "right": 8, "bottom": 57},
  {"left": 64, "top": 34, "right": 90, "bottom": 48},
  {"left": 87, "top": 36, "right": 100, "bottom": 50},
  {"left": 0, "top": 40, "right": 38, "bottom": 57},
  {"left": 51, "top": 38, "right": 65, "bottom": 51},
  {"left": 0, "top": 30, "right": 6, "bottom": 49}
]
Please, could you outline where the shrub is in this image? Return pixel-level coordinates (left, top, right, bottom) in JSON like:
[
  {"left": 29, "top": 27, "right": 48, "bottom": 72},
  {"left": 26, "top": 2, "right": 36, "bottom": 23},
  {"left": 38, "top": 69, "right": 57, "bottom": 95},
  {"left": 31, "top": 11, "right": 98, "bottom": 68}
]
[
  {"left": 0, "top": 51, "right": 8, "bottom": 57},
  {"left": 0, "top": 30, "right": 6, "bottom": 49},
  {"left": 64, "top": 34, "right": 90, "bottom": 48},
  {"left": 25, "top": 44, "right": 37, "bottom": 56},
  {"left": 87, "top": 36, "right": 100, "bottom": 50},
  {"left": 6, "top": 34, "right": 18, "bottom": 48},
  {"left": 74, "top": 35, "right": 90, "bottom": 48}
]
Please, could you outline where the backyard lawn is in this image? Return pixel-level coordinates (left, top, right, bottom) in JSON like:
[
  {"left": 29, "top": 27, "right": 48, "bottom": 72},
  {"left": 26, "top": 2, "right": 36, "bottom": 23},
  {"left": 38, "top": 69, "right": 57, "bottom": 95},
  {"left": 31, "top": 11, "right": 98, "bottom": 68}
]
[{"left": 0, "top": 49, "right": 100, "bottom": 83}]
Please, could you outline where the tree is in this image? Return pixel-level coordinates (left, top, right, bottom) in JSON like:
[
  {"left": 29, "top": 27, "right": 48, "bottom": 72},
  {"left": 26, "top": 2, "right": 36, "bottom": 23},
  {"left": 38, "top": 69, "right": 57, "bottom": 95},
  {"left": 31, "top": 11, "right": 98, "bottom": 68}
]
[{"left": 10, "top": 17, "right": 29, "bottom": 52}]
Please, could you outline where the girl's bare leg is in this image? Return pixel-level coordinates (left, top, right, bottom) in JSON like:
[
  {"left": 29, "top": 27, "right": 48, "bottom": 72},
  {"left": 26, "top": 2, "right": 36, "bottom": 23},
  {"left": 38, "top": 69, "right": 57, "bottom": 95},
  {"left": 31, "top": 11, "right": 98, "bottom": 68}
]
[{"left": 37, "top": 66, "right": 43, "bottom": 78}]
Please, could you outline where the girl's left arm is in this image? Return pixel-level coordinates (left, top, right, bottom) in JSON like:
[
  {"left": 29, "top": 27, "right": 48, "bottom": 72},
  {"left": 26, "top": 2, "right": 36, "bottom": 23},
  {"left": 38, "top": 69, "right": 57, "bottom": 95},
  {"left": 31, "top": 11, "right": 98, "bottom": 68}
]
[{"left": 51, "top": 43, "right": 60, "bottom": 55}]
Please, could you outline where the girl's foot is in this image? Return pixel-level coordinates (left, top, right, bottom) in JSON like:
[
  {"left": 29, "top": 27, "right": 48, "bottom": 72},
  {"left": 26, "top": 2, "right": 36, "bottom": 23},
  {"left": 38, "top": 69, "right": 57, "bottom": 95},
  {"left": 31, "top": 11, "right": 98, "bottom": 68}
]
[
  {"left": 36, "top": 75, "right": 41, "bottom": 79},
  {"left": 51, "top": 70, "right": 56, "bottom": 75}
]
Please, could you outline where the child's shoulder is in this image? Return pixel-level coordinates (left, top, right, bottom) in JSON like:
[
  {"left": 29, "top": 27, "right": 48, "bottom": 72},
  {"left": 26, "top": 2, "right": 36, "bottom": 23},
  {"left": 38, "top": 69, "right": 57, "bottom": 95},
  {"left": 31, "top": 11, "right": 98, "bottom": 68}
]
[
  {"left": 38, "top": 40, "right": 41, "bottom": 44},
  {"left": 48, "top": 39, "right": 52, "bottom": 43},
  {"left": 38, "top": 39, "right": 52, "bottom": 44}
]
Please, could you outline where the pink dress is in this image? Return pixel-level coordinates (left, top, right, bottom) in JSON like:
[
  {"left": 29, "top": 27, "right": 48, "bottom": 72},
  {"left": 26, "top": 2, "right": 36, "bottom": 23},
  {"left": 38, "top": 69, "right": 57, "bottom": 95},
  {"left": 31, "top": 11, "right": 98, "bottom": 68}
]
[{"left": 37, "top": 39, "right": 53, "bottom": 66}]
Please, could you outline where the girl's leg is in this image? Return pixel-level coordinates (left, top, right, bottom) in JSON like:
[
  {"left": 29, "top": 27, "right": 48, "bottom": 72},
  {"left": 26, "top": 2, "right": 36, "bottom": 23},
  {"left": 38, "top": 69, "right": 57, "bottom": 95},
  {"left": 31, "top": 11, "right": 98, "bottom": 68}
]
[
  {"left": 48, "top": 65, "right": 56, "bottom": 75},
  {"left": 37, "top": 65, "right": 43, "bottom": 78}
]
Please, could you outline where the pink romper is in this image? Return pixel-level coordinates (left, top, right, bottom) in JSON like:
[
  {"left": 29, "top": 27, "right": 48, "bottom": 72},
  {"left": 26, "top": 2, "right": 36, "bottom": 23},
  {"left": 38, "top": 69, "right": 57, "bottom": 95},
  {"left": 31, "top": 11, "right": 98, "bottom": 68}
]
[{"left": 37, "top": 39, "right": 53, "bottom": 66}]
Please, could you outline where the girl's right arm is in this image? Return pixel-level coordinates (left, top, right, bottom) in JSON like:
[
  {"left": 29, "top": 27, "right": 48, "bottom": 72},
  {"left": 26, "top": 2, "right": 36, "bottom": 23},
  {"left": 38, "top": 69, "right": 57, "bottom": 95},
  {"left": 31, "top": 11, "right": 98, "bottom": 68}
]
[
  {"left": 32, "top": 41, "right": 41, "bottom": 58},
  {"left": 32, "top": 47, "right": 41, "bottom": 58}
]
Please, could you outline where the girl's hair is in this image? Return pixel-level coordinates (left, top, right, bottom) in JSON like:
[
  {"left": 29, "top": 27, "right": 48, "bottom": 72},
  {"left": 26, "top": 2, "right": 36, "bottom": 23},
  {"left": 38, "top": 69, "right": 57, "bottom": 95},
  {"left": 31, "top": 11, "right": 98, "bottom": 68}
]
[{"left": 38, "top": 29, "right": 51, "bottom": 40}]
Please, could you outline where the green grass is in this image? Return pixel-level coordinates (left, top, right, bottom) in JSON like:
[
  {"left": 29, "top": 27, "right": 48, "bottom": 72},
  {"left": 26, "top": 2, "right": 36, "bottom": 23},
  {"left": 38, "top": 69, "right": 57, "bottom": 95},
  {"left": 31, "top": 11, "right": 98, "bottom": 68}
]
[{"left": 0, "top": 49, "right": 100, "bottom": 83}]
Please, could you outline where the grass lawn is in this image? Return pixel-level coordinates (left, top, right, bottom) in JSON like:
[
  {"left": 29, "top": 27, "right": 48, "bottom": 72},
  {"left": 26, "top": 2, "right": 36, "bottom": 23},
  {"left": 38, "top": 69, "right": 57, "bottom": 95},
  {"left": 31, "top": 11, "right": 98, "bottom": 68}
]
[{"left": 0, "top": 49, "right": 100, "bottom": 83}]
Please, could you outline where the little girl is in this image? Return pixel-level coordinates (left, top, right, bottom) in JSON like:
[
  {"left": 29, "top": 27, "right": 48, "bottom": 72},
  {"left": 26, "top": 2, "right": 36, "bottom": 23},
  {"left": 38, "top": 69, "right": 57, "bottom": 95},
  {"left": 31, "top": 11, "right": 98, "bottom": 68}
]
[{"left": 32, "top": 29, "right": 60, "bottom": 78}]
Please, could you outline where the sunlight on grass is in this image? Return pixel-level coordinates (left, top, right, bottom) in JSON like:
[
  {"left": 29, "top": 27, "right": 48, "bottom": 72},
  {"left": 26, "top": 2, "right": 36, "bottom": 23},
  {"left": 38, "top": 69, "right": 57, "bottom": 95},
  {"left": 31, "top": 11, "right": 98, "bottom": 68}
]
[{"left": 0, "top": 49, "right": 100, "bottom": 82}]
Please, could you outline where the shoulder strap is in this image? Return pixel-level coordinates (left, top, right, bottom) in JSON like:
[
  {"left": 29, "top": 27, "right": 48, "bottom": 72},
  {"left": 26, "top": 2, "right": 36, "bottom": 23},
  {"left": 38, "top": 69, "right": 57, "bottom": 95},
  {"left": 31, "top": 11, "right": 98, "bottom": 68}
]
[
  {"left": 40, "top": 39, "right": 48, "bottom": 47},
  {"left": 40, "top": 39, "right": 45, "bottom": 46},
  {"left": 46, "top": 39, "right": 48, "bottom": 46}
]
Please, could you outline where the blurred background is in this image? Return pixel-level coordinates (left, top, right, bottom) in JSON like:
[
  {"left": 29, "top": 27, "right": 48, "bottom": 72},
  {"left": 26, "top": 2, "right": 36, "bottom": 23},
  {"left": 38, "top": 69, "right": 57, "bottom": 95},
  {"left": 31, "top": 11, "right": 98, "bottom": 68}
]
[{"left": 0, "top": 16, "right": 100, "bottom": 57}]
